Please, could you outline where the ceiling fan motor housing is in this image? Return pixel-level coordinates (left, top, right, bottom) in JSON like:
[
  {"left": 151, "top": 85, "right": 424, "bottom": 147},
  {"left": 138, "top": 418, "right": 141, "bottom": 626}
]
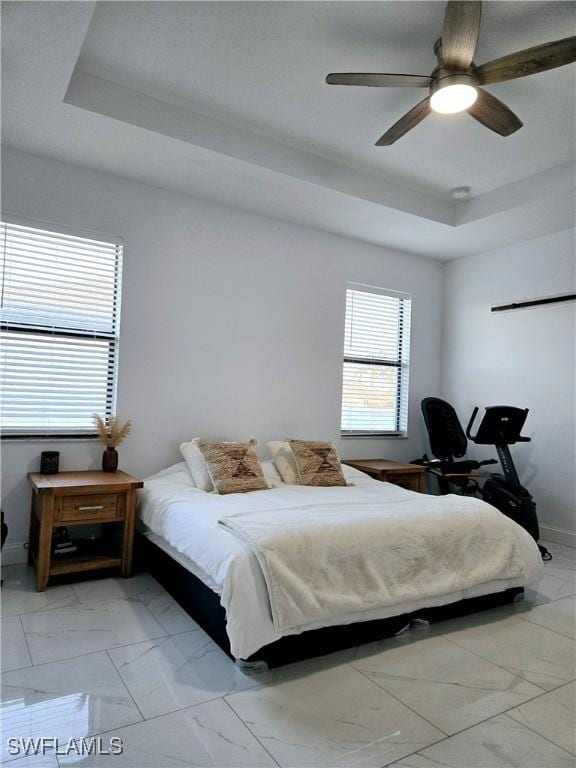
[
  {"left": 429, "top": 69, "right": 479, "bottom": 97},
  {"left": 429, "top": 67, "right": 480, "bottom": 113}
]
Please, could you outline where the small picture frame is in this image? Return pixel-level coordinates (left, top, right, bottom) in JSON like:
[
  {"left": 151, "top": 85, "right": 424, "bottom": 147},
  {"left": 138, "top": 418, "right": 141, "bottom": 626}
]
[{"left": 40, "top": 451, "right": 60, "bottom": 475}]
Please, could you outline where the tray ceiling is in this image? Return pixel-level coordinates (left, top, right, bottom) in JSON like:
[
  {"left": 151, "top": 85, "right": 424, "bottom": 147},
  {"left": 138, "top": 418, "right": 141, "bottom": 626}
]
[{"left": 2, "top": 1, "right": 575, "bottom": 258}]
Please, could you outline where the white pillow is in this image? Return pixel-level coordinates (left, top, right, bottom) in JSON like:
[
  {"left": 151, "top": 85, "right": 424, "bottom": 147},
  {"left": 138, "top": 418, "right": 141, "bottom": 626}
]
[
  {"left": 179, "top": 439, "right": 213, "bottom": 491},
  {"left": 145, "top": 461, "right": 194, "bottom": 484},
  {"left": 261, "top": 460, "right": 283, "bottom": 488},
  {"left": 267, "top": 440, "right": 299, "bottom": 484}
]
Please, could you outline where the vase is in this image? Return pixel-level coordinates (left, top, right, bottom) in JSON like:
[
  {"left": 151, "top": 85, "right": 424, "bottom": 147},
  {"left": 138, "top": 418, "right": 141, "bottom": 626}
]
[{"left": 102, "top": 447, "right": 119, "bottom": 472}]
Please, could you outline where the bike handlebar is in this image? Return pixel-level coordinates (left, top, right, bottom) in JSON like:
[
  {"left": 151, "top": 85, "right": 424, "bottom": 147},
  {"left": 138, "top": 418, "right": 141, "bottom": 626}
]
[{"left": 466, "top": 406, "right": 479, "bottom": 440}]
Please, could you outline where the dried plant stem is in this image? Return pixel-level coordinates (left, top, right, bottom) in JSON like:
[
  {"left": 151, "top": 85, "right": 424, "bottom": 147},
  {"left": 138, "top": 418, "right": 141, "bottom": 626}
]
[{"left": 92, "top": 414, "right": 132, "bottom": 448}]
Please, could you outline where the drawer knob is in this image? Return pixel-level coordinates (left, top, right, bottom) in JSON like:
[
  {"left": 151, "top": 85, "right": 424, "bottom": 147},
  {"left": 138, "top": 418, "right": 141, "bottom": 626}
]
[{"left": 77, "top": 505, "right": 105, "bottom": 511}]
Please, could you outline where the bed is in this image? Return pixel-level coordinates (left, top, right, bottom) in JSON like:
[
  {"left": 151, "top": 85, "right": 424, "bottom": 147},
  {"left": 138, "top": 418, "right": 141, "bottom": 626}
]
[{"left": 136, "top": 461, "right": 543, "bottom": 670}]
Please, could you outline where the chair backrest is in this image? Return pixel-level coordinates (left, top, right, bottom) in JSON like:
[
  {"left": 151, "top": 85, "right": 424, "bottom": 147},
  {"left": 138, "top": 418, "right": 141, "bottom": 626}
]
[{"left": 421, "top": 397, "right": 468, "bottom": 461}]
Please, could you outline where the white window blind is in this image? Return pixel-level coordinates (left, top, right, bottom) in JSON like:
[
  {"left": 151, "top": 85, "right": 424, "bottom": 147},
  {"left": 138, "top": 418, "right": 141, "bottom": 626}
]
[
  {"left": 0, "top": 221, "right": 123, "bottom": 437},
  {"left": 341, "top": 284, "right": 411, "bottom": 436}
]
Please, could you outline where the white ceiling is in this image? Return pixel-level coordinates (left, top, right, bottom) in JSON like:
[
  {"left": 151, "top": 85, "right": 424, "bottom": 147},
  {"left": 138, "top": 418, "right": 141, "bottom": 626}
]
[
  {"left": 2, "top": 1, "right": 575, "bottom": 259},
  {"left": 77, "top": 0, "right": 576, "bottom": 197}
]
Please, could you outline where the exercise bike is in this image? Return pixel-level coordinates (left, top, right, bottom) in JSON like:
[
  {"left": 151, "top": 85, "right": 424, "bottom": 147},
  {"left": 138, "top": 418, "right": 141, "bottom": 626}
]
[
  {"left": 419, "top": 398, "right": 550, "bottom": 560},
  {"left": 418, "top": 397, "right": 497, "bottom": 495}
]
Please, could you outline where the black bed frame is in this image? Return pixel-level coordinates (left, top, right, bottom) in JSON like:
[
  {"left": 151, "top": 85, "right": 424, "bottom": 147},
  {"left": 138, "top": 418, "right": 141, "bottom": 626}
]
[{"left": 135, "top": 533, "right": 523, "bottom": 671}]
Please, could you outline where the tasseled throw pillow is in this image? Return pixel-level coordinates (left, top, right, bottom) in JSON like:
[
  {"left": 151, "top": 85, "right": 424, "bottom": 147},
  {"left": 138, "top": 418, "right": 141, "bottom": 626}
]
[
  {"left": 287, "top": 439, "right": 347, "bottom": 487},
  {"left": 197, "top": 438, "right": 269, "bottom": 495}
]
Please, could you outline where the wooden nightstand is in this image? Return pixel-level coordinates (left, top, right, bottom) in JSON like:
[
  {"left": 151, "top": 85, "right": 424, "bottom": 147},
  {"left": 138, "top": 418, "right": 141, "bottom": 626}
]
[
  {"left": 28, "top": 471, "right": 143, "bottom": 592},
  {"left": 342, "top": 459, "right": 427, "bottom": 492}
]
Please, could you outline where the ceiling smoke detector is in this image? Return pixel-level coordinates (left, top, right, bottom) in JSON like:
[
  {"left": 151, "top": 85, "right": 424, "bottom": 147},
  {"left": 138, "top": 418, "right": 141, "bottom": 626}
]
[{"left": 451, "top": 186, "right": 471, "bottom": 200}]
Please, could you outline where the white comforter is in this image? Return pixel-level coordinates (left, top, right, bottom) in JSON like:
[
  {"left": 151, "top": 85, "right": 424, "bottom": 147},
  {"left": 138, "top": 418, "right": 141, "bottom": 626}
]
[
  {"left": 138, "top": 464, "right": 543, "bottom": 660},
  {"left": 218, "top": 495, "right": 525, "bottom": 633}
]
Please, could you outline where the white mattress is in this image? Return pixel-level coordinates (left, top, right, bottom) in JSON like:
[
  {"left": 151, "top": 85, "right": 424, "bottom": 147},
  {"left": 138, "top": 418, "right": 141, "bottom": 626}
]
[{"left": 138, "top": 463, "right": 543, "bottom": 660}]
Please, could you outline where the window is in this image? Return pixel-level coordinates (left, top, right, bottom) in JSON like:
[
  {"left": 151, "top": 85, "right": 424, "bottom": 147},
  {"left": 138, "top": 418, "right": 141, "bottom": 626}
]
[
  {"left": 0, "top": 221, "right": 123, "bottom": 437},
  {"left": 341, "top": 284, "right": 411, "bottom": 436}
]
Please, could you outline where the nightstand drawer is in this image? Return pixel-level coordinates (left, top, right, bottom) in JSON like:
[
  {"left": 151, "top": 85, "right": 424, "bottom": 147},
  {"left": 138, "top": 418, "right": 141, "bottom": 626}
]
[{"left": 57, "top": 493, "right": 121, "bottom": 522}]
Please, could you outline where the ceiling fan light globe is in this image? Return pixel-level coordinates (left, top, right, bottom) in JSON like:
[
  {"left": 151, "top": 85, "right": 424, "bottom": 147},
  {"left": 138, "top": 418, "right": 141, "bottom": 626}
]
[{"left": 430, "top": 83, "right": 478, "bottom": 114}]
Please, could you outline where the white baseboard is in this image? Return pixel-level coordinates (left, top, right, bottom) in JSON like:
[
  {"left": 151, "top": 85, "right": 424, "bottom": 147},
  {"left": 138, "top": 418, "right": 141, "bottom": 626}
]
[
  {"left": 540, "top": 525, "right": 576, "bottom": 549},
  {"left": 1, "top": 542, "right": 28, "bottom": 566}
]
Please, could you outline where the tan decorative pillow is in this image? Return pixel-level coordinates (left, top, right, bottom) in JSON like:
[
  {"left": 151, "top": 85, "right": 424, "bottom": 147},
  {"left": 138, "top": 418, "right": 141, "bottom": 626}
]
[
  {"left": 287, "top": 439, "right": 347, "bottom": 487},
  {"left": 196, "top": 439, "right": 268, "bottom": 495}
]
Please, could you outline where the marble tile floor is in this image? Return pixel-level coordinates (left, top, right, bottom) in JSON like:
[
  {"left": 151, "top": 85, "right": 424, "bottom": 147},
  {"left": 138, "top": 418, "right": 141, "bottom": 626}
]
[{"left": 1, "top": 541, "right": 574, "bottom": 768}]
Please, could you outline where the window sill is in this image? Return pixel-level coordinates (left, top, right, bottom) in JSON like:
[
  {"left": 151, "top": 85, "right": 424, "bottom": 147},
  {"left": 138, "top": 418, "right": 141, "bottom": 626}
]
[
  {"left": 1, "top": 435, "right": 99, "bottom": 443},
  {"left": 341, "top": 433, "right": 408, "bottom": 439}
]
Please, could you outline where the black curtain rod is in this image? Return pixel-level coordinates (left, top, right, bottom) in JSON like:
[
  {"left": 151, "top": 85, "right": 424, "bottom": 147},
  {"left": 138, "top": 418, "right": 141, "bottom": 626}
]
[{"left": 491, "top": 294, "right": 576, "bottom": 313}]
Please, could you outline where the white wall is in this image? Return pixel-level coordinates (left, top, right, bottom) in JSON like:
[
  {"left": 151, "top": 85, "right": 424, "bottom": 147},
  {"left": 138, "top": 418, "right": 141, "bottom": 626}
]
[
  {"left": 442, "top": 229, "right": 576, "bottom": 540},
  {"left": 1, "top": 147, "right": 444, "bottom": 555}
]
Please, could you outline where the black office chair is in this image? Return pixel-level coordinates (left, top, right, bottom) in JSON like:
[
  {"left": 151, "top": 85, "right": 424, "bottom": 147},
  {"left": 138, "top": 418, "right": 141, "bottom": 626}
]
[{"left": 419, "top": 397, "right": 497, "bottom": 494}]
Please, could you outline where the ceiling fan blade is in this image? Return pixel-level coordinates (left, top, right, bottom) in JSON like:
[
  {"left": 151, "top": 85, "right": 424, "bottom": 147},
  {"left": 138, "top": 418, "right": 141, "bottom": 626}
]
[
  {"left": 476, "top": 36, "right": 576, "bottom": 84},
  {"left": 326, "top": 73, "right": 431, "bottom": 87},
  {"left": 467, "top": 88, "right": 522, "bottom": 136},
  {"left": 442, "top": 1, "right": 482, "bottom": 69},
  {"left": 375, "top": 97, "right": 431, "bottom": 146}
]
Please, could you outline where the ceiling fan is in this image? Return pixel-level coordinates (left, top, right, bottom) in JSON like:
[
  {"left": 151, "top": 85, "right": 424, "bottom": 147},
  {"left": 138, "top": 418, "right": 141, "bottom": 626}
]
[{"left": 326, "top": 1, "right": 576, "bottom": 145}]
